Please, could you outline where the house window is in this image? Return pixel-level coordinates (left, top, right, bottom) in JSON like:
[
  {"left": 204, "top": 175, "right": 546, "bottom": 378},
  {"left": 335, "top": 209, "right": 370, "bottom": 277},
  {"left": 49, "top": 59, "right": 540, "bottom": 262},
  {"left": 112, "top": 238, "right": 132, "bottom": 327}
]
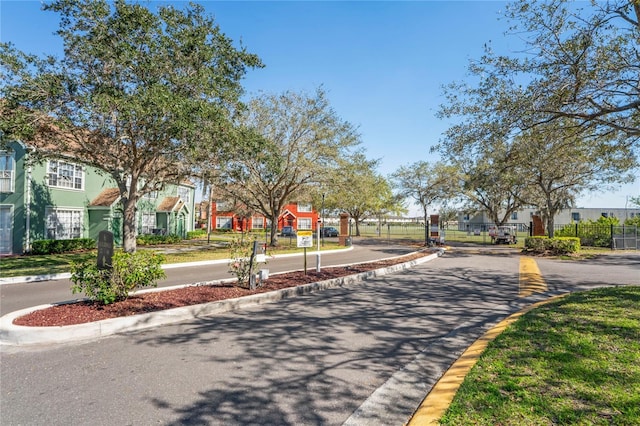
[
  {"left": 46, "top": 208, "right": 83, "bottom": 239},
  {"left": 140, "top": 212, "right": 156, "bottom": 234},
  {"left": 463, "top": 214, "right": 470, "bottom": 221},
  {"left": 48, "top": 160, "right": 84, "bottom": 190},
  {"left": 142, "top": 191, "right": 158, "bottom": 199},
  {"left": 511, "top": 212, "right": 518, "bottom": 220},
  {"left": 0, "top": 151, "right": 15, "bottom": 193},
  {"left": 216, "top": 216, "right": 232, "bottom": 229},
  {"left": 252, "top": 216, "right": 264, "bottom": 229},
  {"left": 177, "top": 186, "right": 191, "bottom": 204},
  {"left": 298, "top": 218, "right": 312, "bottom": 230},
  {"left": 572, "top": 212, "right": 580, "bottom": 222},
  {"left": 601, "top": 212, "right": 608, "bottom": 218},
  {"left": 297, "top": 203, "right": 312, "bottom": 213}
]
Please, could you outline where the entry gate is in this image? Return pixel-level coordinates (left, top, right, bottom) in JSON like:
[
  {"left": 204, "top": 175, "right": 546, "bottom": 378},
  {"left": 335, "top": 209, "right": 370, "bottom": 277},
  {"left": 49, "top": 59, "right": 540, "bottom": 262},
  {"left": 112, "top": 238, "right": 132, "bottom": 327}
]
[{"left": 612, "top": 225, "right": 639, "bottom": 250}]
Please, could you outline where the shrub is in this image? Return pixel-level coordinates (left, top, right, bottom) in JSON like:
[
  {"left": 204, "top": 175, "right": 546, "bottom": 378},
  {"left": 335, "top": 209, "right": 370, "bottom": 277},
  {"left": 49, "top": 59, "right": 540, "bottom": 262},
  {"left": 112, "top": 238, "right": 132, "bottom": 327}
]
[
  {"left": 228, "top": 233, "right": 261, "bottom": 288},
  {"left": 70, "top": 251, "right": 166, "bottom": 305},
  {"left": 524, "top": 236, "right": 580, "bottom": 255},
  {"left": 31, "top": 238, "right": 96, "bottom": 255},
  {"left": 186, "top": 229, "right": 207, "bottom": 239},
  {"left": 136, "top": 234, "right": 181, "bottom": 246}
]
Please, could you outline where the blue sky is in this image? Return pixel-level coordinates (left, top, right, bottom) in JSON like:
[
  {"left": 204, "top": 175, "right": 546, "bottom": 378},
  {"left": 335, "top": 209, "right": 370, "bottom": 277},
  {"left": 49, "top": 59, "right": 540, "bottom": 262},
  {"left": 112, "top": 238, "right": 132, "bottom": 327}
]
[{"left": 2, "top": 0, "right": 638, "bottom": 210}]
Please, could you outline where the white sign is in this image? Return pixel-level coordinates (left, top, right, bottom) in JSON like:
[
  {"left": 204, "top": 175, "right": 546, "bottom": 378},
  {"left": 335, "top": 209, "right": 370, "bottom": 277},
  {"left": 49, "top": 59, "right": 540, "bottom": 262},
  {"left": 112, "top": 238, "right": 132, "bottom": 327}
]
[{"left": 297, "top": 230, "right": 313, "bottom": 248}]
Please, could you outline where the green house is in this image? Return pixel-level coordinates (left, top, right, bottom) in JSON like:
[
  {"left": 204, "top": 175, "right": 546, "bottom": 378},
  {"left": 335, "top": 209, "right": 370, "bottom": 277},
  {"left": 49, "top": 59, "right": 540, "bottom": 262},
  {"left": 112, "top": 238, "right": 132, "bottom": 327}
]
[{"left": 0, "top": 140, "right": 195, "bottom": 255}]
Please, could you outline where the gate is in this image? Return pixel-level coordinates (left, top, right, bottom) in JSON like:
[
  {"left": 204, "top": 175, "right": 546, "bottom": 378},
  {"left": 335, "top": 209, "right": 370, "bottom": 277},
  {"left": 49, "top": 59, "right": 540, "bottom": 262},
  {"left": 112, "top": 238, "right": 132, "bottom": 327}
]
[{"left": 612, "top": 225, "right": 639, "bottom": 250}]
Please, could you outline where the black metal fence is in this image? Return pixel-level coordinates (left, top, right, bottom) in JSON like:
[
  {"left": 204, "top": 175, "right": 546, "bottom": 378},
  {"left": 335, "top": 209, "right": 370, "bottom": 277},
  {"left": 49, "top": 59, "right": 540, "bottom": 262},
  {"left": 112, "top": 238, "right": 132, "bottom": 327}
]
[{"left": 553, "top": 223, "right": 639, "bottom": 250}]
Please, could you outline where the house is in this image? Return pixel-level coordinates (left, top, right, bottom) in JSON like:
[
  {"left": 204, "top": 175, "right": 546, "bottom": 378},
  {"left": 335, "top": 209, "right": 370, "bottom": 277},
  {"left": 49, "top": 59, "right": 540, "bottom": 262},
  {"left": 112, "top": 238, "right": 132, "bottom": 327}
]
[
  {"left": 0, "top": 140, "right": 195, "bottom": 255},
  {"left": 210, "top": 200, "right": 320, "bottom": 233}
]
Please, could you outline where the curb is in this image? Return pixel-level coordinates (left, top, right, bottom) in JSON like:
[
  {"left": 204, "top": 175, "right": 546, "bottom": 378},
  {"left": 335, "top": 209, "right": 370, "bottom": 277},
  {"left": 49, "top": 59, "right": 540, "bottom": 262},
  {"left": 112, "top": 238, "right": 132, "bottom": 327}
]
[
  {"left": 0, "top": 247, "right": 354, "bottom": 285},
  {"left": 0, "top": 249, "right": 443, "bottom": 347}
]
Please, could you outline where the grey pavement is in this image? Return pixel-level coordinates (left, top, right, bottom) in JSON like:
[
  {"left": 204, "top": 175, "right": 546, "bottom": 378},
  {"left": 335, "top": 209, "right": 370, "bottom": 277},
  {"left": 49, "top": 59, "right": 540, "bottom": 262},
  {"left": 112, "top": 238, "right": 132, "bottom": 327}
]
[{"left": 0, "top": 244, "right": 638, "bottom": 425}]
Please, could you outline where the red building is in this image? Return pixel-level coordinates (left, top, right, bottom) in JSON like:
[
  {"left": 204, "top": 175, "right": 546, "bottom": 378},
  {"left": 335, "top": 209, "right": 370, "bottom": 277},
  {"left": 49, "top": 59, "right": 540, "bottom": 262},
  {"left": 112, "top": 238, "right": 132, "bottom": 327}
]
[{"left": 210, "top": 201, "right": 320, "bottom": 232}]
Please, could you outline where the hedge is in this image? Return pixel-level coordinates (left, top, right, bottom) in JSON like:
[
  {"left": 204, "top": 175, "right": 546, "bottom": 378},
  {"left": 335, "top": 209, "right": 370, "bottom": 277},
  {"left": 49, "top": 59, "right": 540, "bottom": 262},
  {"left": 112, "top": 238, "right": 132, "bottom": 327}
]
[
  {"left": 31, "top": 238, "right": 96, "bottom": 255},
  {"left": 524, "top": 236, "right": 581, "bottom": 255}
]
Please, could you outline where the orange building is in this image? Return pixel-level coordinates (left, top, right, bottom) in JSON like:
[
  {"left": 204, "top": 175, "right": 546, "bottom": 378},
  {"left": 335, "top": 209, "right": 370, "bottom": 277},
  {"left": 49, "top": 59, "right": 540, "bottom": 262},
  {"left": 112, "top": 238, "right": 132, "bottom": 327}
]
[{"left": 210, "top": 201, "right": 320, "bottom": 233}]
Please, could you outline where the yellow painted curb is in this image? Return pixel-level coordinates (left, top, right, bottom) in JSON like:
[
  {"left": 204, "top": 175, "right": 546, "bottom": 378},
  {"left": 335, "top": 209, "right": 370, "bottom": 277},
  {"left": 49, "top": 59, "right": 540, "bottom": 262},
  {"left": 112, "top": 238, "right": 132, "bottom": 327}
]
[
  {"left": 407, "top": 264, "right": 558, "bottom": 425},
  {"left": 519, "top": 256, "right": 547, "bottom": 297}
]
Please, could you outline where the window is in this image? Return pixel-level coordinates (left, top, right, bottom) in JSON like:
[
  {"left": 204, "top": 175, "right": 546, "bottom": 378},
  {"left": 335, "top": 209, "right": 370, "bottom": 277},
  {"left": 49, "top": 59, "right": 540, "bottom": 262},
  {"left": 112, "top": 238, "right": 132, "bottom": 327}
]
[
  {"left": 297, "top": 203, "right": 312, "bottom": 213},
  {"left": 140, "top": 212, "right": 156, "bottom": 234},
  {"left": 601, "top": 212, "right": 608, "bottom": 218},
  {"left": 0, "top": 151, "right": 15, "bottom": 193},
  {"left": 298, "top": 218, "right": 312, "bottom": 230},
  {"left": 511, "top": 212, "right": 518, "bottom": 220},
  {"left": 142, "top": 191, "right": 158, "bottom": 200},
  {"left": 46, "top": 208, "right": 83, "bottom": 239},
  {"left": 216, "top": 216, "right": 232, "bottom": 229},
  {"left": 463, "top": 214, "right": 470, "bottom": 221},
  {"left": 252, "top": 216, "right": 264, "bottom": 229},
  {"left": 571, "top": 212, "right": 580, "bottom": 222},
  {"left": 48, "top": 160, "right": 84, "bottom": 190},
  {"left": 177, "top": 186, "right": 191, "bottom": 204}
]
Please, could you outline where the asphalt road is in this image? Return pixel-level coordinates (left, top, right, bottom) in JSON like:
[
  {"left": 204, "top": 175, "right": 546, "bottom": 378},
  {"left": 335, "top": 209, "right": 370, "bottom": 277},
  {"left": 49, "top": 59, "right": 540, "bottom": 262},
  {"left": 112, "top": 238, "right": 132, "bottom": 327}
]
[
  {"left": 1, "top": 245, "right": 637, "bottom": 425},
  {"left": 0, "top": 238, "right": 417, "bottom": 315}
]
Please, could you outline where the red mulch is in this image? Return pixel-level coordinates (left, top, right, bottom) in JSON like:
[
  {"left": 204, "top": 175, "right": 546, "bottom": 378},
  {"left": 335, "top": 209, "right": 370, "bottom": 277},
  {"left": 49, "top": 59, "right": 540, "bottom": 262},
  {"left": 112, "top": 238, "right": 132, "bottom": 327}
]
[{"left": 13, "top": 251, "right": 431, "bottom": 327}]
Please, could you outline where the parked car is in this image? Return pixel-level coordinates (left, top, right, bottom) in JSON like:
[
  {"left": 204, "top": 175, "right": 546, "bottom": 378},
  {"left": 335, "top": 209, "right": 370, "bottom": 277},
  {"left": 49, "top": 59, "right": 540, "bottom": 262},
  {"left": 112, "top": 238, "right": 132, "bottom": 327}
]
[
  {"left": 280, "top": 226, "right": 296, "bottom": 237},
  {"left": 321, "top": 226, "right": 339, "bottom": 237}
]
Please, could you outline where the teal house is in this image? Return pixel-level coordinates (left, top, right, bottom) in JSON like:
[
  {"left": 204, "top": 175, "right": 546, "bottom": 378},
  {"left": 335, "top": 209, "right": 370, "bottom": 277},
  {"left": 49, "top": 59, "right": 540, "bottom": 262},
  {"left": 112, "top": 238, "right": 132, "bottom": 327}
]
[{"left": 0, "top": 140, "right": 195, "bottom": 255}]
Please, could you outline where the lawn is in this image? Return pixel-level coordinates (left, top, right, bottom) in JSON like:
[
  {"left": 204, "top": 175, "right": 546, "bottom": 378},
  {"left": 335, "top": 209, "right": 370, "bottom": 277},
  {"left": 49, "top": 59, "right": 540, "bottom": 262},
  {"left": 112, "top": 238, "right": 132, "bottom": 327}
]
[{"left": 440, "top": 286, "right": 640, "bottom": 425}]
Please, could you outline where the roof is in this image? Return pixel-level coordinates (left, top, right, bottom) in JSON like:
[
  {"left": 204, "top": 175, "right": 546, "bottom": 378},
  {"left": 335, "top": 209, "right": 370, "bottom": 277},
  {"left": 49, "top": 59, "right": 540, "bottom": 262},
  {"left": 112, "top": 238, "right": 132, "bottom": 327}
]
[
  {"left": 157, "top": 196, "right": 184, "bottom": 212},
  {"left": 88, "top": 188, "right": 121, "bottom": 208}
]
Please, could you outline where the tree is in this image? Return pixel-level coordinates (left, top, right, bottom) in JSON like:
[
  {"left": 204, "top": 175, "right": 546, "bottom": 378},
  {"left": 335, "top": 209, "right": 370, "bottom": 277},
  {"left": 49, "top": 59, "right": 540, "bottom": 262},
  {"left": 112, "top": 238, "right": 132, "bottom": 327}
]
[
  {"left": 437, "top": 0, "right": 639, "bottom": 234},
  {"left": 217, "top": 88, "right": 361, "bottom": 246},
  {"left": 0, "top": 0, "right": 262, "bottom": 252},
  {"left": 391, "top": 161, "right": 458, "bottom": 245},
  {"left": 325, "top": 153, "right": 398, "bottom": 236},
  {"left": 512, "top": 120, "right": 636, "bottom": 237}
]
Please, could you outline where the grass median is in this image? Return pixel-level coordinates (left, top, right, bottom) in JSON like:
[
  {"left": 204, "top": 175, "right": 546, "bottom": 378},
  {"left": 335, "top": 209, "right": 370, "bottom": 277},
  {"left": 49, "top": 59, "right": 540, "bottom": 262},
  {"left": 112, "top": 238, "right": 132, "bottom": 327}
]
[{"left": 440, "top": 285, "right": 640, "bottom": 425}]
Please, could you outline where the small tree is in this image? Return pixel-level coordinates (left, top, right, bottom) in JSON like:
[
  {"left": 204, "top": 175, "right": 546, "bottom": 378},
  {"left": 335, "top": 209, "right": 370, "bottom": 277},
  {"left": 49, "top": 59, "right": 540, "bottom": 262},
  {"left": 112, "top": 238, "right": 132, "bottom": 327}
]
[{"left": 228, "top": 233, "right": 260, "bottom": 288}]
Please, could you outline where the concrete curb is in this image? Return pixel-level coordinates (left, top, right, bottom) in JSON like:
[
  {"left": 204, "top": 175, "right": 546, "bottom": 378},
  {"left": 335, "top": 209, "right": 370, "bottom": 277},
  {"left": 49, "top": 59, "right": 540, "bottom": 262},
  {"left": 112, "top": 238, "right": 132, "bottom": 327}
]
[
  {"left": 0, "top": 247, "right": 353, "bottom": 285},
  {"left": 0, "top": 249, "right": 443, "bottom": 347}
]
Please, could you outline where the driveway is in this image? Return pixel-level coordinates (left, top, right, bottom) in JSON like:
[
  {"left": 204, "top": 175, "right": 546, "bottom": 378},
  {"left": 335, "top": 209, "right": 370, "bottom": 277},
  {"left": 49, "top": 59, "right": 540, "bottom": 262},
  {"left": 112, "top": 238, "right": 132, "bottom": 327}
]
[{"left": 1, "top": 246, "right": 638, "bottom": 425}]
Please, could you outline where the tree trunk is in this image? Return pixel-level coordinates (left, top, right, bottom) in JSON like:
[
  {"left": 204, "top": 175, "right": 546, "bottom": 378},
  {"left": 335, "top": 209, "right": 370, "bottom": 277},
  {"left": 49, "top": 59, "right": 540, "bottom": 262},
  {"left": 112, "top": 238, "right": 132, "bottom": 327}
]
[
  {"left": 122, "top": 196, "right": 138, "bottom": 253},
  {"left": 423, "top": 208, "right": 429, "bottom": 246},
  {"left": 269, "top": 213, "right": 279, "bottom": 246}
]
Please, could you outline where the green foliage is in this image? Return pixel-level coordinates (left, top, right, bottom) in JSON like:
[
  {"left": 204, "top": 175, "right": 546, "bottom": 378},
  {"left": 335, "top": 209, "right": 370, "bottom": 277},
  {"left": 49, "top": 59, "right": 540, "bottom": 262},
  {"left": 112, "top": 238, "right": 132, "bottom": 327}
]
[
  {"left": 524, "top": 236, "right": 580, "bottom": 255},
  {"left": 186, "top": 229, "right": 208, "bottom": 239},
  {"left": 555, "top": 218, "right": 618, "bottom": 247},
  {"left": 136, "top": 234, "right": 181, "bottom": 246},
  {"left": 625, "top": 215, "right": 640, "bottom": 227},
  {"left": 227, "top": 233, "right": 260, "bottom": 288},
  {"left": 31, "top": 238, "right": 96, "bottom": 255},
  {"left": 70, "top": 251, "right": 166, "bottom": 305}
]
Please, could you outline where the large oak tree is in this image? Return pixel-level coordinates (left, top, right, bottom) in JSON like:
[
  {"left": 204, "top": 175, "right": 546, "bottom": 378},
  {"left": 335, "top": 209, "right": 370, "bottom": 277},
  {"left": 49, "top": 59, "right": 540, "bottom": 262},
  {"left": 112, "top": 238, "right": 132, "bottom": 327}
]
[{"left": 0, "top": 0, "right": 262, "bottom": 252}]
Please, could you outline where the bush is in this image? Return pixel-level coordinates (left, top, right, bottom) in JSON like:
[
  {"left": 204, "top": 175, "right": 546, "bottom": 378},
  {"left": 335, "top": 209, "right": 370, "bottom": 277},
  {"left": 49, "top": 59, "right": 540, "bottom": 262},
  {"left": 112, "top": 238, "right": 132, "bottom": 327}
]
[
  {"left": 228, "top": 234, "right": 261, "bottom": 289},
  {"left": 31, "top": 238, "right": 96, "bottom": 255},
  {"left": 186, "top": 229, "right": 208, "bottom": 239},
  {"left": 70, "top": 251, "right": 166, "bottom": 305},
  {"left": 524, "top": 236, "right": 580, "bottom": 255},
  {"left": 136, "top": 234, "right": 181, "bottom": 246}
]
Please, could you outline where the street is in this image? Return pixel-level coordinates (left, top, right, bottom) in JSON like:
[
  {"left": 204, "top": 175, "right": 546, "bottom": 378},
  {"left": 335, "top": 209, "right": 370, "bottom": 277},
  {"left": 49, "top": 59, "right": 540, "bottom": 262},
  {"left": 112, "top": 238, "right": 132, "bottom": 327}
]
[{"left": 1, "top": 245, "right": 637, "bottom": 425}]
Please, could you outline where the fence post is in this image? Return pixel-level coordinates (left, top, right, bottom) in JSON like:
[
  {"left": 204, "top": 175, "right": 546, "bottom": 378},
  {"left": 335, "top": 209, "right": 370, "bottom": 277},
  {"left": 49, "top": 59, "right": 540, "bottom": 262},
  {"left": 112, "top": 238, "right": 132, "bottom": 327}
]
[
  {"left": 610, "top": 224, "right": 615, "bottom": 250},
  {"left": 575, "top": 223, "right": 578, "bottom": 238}
]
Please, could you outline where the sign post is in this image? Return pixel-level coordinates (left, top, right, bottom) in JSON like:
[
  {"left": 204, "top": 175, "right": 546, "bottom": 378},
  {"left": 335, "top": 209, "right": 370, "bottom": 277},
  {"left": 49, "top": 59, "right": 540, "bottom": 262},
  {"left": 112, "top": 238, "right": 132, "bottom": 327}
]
[
  {"left": 297, "top": 230, "right": 313, "bottom": 275},
  {"left": 97, "top": 230, "right": 114, "bottom": 270}
]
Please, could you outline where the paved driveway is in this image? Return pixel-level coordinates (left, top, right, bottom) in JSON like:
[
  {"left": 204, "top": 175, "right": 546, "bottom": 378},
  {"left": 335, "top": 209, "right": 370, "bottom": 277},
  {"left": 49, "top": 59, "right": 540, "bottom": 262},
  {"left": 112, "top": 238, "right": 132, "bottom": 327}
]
[{"left": 1, "top": 247, "right": 638, "bottom": 425}]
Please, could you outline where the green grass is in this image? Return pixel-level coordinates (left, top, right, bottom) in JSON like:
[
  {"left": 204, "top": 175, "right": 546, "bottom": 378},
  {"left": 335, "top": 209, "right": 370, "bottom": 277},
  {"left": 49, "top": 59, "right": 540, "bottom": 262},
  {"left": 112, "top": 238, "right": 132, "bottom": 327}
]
[
  {"left": 440, "top": 286, "right": 640, "bottom": 425},
  {"left": 0, "top": 240, "right": 344, "bottom": 278}
]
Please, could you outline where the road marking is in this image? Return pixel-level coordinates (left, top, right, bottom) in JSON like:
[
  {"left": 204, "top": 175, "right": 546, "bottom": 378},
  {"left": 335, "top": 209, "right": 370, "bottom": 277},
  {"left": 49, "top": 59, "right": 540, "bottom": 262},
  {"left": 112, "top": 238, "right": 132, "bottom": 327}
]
[
  {"left": 408, "top": 295, "right": 565, "bottom": 426},
  {"left": 519, "top": 256, "right": 547, "bottom": 297}
]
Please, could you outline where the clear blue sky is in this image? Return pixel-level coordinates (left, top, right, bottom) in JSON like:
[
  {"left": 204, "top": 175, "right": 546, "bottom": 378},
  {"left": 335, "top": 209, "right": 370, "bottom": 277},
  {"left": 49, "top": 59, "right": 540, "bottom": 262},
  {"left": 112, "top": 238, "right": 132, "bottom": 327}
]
[{"left": 1, "top": 0, "right": 637, "bottom": 210}]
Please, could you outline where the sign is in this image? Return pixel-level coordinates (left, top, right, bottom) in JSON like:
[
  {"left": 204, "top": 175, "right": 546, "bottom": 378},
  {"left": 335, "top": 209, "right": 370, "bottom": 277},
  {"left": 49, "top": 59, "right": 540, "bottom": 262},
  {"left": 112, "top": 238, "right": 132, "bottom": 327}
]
[
  {"left": 297, "top": 230, "right": 313, "bottom": 248},
  {"left": 97, "top": 230, "right": 114, "bottom": 270}
]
